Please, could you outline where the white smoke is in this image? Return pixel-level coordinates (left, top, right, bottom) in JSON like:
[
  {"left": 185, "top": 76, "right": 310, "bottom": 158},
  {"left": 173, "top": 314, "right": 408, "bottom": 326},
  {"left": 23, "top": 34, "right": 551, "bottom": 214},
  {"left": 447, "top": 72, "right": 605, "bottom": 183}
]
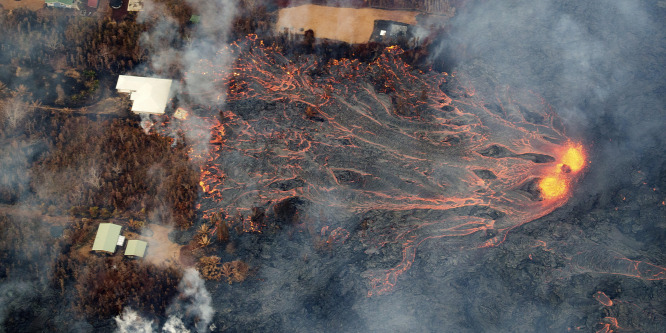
[
  {"left": 137, "top": 0, "right": 238, "bottom": 161},
  {"left": 162, "top": 316, "right": 191, "bottom": 333},
  {"left": 114, "top": 308, "right": 155, "bottom": 333},
  {"left": 180, "top": 0, "right": 238, "bottom": 106},
  {"left": 137, "top": 0, "right": 237, "bottom": 106},
  {"left": 113, "top": 269, "right": 213, "bottom": 332},
  {"left": 167, "top": 268, "right": 214, "bottom": 333}
]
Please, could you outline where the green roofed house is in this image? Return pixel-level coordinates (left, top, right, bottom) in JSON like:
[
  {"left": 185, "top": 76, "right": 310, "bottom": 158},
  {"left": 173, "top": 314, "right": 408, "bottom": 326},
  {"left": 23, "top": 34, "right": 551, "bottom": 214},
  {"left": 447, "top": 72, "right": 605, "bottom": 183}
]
[
  {"left": 190, "top": 15, "right": 201, "bottom": 24},
  {"left": 125, "top": 240, "right": 148, "bottom": 258},
  {"left": 45, "top": 0, "right": 79, "bottom": 9},
  {"left": 92, "top": 223, "right": 122, "bottom": 253}
]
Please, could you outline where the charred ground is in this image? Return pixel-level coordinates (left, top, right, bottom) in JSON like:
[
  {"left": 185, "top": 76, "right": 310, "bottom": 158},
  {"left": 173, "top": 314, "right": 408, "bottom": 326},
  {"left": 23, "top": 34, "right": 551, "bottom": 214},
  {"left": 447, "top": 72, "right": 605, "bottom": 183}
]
[{"left": 0, "top": 1, "right": 665, "bottom": 332}]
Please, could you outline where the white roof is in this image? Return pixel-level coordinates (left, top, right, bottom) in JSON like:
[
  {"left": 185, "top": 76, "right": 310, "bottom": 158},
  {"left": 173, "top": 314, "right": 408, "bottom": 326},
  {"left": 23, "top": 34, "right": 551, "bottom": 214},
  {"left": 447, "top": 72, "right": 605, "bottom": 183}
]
[
  {"left": 116, "top": 75, "right": 173, "bottom": 114},
  {"left": 127, "top": 0, "right": 143, "bottom": 11},
  {"left": 116, "top": 235, "right": 126, "bottom": 246}
]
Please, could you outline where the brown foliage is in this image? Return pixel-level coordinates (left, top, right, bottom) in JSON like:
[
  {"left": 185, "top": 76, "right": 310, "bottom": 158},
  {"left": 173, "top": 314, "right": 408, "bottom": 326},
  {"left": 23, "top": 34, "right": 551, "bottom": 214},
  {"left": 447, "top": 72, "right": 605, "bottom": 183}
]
[
  {"left": 217, "top": 220, "right": 229, "bottom": 243},
  {"left": 196, "top": 255, "right": 223, "bottom": 281},
  {"left": 31, "top": 116, "right": 198, "bottom": 229},
  {"left": 0, "top": 9, "right": 144, "bottom": 74},
  {"left": 197, "top": 223, "right": 210, "bottom": 235},
  {"left": 221, "top": 260, "right": 250, "bottom": 284},
  {"left": 197, "top": 234, "right": 211, "bottom": 248},
  {"left": 0, "top": 213, "right": 58, "bottom": 279},
  {"left": 74, "top": 256, "right": 181, "bottom": 319},
  {"left": 195, "top": 256, "right": 249, "bottom": 284}
]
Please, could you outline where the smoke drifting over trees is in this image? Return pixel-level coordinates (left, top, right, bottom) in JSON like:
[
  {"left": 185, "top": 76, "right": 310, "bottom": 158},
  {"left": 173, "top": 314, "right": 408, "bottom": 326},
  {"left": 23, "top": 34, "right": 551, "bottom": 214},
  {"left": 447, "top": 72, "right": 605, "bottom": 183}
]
[{"left": 0, "top": 0, "right": 664, "bottom": 332}]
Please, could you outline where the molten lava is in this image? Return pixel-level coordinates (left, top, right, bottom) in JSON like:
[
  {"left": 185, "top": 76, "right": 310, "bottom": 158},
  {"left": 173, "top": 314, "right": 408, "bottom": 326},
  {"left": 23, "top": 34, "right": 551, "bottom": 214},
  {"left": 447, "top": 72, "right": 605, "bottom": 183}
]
[
  {"left": 539, "top": 145, "right": 586, "bottom": 200},
  {"left": 177, "top": 36, "right": 591, "bottom": 296},
  {"left": 561, "top": 145, "right": 585, "bottom": 172},
  {"left": 539, "top": 175, "right": 568, "bottom": 199}
]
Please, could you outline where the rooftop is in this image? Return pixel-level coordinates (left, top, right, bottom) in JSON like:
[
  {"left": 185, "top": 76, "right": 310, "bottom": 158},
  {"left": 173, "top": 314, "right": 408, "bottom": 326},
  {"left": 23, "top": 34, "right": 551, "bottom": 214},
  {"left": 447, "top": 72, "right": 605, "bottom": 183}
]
[
  {"left": 116, "top": 75, "right": 173, "bottom": 114},
  {"left": 125, "top": 239, "right": 148, "bottom": 257},
  {"left": 92, "top": 223, "right": 122, "bottom": 253},
  {"left": 45, "top": 0, "right": 75, "bottom": 4}
]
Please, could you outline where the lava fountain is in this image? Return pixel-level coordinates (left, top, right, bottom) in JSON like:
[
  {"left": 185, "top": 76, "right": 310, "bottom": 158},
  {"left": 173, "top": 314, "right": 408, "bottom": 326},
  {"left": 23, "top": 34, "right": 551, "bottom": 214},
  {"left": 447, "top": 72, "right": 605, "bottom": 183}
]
[{"left": 181, "top": 37, "right": 587, "bottom": 296}]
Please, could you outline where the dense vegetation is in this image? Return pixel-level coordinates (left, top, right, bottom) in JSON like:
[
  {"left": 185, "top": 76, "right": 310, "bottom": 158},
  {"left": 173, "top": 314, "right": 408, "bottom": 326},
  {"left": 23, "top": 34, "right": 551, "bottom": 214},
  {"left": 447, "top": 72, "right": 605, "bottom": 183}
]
[{"left": 0, "top": 0, "right": 448, "bottom": 329}]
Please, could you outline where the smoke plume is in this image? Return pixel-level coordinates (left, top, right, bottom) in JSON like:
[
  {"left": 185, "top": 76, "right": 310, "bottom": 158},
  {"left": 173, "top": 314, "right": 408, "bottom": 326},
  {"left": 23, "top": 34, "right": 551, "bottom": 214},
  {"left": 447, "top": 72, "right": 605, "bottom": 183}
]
[
  {"left": 137, "top": 0, "right": 238, "bottom": 161},
  {"left": 167, "top": 268, "right": 214, "bottom": 333},
  {"left": 114, "top": 308, "right": 155, "bottom": 333},
  {"left": 113, "top": 269, "right": 212, "bottom": 332},
  {"left": 434, "top": 0, "right": 666, "bottom": 191}
]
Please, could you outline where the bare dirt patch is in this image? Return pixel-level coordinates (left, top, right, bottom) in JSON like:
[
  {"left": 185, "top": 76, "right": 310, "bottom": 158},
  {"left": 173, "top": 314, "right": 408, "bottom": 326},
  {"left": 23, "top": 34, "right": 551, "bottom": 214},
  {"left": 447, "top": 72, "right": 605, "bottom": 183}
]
[
  {"left": 0, "top": 0, "right": 45, "bottom": 11},
  {"left": 138, "top": 223, "right": 185, "bottom": 267},
  {"left": 276, "top": 4, "right": 419, "bottom": 44}
]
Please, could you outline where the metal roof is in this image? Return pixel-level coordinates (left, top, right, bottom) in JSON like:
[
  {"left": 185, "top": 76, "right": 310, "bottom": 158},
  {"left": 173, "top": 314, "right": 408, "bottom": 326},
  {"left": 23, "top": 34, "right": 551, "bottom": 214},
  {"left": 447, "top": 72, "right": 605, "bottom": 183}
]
[
  {"left": 124, "top": 239, "right": 148, "bottom": 257},
  {"left": 116, "top": 75, "right": 173, "bottom": 114},
  {"left": 92, "top": 223, "right": 122, "bottom": 253},
  {"left": 45, "top": 0, "right": 75, "bottom": 5}
]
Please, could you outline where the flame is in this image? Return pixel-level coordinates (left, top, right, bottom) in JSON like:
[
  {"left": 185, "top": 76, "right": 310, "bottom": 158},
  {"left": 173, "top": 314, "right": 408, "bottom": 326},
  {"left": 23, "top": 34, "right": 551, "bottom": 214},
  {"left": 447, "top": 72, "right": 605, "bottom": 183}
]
[
  {"left": 560, "top": 145, "right": 585, "bottom": 173},
  {"left": 539, "top": 175, "right": 568, "bottom": 199},
  {"left": 539, "top": 144, "right": 586, "bottom": 200}
]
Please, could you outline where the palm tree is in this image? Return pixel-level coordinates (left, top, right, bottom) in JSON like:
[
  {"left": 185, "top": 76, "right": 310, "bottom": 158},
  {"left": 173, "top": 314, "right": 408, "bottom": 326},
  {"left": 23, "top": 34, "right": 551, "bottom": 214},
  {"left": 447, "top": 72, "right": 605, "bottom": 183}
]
[{"left": 198, "top": 234, "right": 211, "bottom": 247}]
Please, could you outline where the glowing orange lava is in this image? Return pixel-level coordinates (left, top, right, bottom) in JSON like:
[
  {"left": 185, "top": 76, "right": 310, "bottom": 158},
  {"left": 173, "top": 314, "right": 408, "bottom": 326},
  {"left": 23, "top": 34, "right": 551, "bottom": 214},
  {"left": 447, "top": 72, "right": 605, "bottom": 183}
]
[
  {"left": 539, "top": 144, "right": 586, "bottom": 200},
  {"left": 539, "top": 175, "right": 568, "bottom": 199},
  {"left": 593, "top": 291, "right": 613, "bottom": 307},
  {"left": 561, "top": 145, "right": 585, "bottom": 172},
  {"left": 182, "top": 37, "right": 594, "bottom": 296}
]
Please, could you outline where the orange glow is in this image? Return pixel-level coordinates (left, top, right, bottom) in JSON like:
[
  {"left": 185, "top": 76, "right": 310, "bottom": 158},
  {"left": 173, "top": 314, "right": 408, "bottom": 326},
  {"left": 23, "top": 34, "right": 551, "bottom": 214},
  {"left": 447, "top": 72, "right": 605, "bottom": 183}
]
[
  {"left": 539, "top": 144, "right": 586, "bottom": 200},
  {"left": 561, "top": 145, "right": 585, "bottom": 172},
  {"left": 593, "top": 291, "right": 613, "bottom": 307},
  {"left": 539, "top": 176, "right": 567, "bottom": 199}
]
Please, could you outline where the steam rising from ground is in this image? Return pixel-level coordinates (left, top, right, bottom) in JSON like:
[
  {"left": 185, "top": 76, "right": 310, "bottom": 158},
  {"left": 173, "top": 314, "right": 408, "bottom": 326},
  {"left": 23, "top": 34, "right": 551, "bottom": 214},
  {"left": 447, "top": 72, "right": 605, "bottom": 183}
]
[
  {"left": 114, "top": 308, "right": 154, "bottom": 333},
  {"left": 138, "top": 0, "right": 237, "bottom": 105},
  {"left": 114, "top": 268, "right": 212, "bottom": 332},
  {"left": 138, "top": 0, "right": 238, "bottom": 159},
  {"left": 168, "top": 268, "right": 214, "bottom": 332}
]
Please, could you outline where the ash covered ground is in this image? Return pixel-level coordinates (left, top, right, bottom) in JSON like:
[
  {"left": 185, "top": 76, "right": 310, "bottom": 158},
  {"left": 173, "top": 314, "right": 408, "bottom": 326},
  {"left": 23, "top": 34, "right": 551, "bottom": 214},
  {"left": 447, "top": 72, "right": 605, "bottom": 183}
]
[{"left": 1, "top": 1, "right": 665, "bottom": 332}]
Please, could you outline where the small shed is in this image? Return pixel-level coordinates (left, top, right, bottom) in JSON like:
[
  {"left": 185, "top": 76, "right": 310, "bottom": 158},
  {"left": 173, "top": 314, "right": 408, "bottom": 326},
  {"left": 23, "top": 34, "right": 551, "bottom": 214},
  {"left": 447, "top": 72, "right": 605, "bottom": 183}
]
[
  {"left": 124, "top": 240, "right": 148, "bottom": 258},
  {"left": 127, "top": 0, "right": 143, "bottom": 11},
  {"left": 92, "top": 223, "right": 122, "bottom": 253},
  {"left": 45, "top": 0, "right": 78, "bottom": 9}
]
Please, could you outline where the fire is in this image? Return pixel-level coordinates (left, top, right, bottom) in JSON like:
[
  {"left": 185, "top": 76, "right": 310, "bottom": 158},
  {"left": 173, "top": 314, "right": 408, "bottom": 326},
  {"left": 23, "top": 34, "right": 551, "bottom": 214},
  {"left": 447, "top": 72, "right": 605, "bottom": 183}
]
[
  {"left": 561, "top": 145, "right": 585, "bottom": 172},
  {"left": 539, "top": 144, "right": 586, "bottom": 200},
  {"left": 539, "top": 175, "right": 567, "bottom": 199}
]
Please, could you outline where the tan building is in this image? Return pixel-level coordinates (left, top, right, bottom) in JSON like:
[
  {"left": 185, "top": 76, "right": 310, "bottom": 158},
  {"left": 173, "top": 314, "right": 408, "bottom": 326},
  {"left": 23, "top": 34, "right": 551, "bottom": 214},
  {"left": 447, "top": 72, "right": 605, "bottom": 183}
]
[{"left": 0, "top": 0, "right": 46, "bottom": 11}]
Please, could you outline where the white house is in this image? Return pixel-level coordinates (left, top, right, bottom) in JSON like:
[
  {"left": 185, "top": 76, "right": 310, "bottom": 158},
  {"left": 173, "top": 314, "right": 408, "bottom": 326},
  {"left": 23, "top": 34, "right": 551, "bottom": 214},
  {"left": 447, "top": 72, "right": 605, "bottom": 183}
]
[{"left": 116, "top": 75, "right": 173, "bottom": 115}]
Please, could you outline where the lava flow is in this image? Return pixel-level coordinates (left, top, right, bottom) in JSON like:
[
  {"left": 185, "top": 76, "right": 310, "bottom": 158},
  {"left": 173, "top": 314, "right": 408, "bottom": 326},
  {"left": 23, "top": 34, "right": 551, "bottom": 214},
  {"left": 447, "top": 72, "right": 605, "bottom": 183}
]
[{"left": 182, "top": 36, "right": 588, "bottom": 296}]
